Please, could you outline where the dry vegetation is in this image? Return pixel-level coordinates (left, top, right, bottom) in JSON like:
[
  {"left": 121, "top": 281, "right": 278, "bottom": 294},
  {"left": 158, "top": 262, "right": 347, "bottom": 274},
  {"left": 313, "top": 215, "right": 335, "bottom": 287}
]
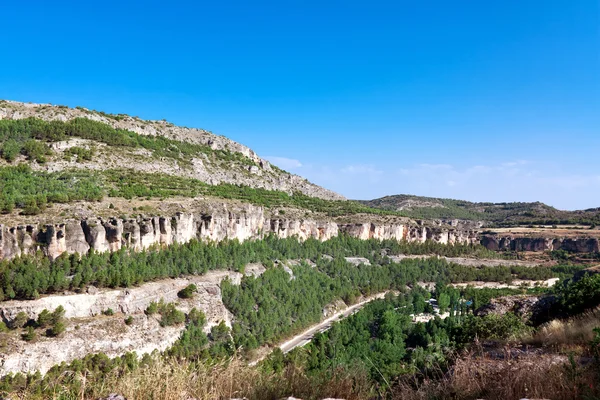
[
  {"left": 522, "top": 308, "right": 600, "bottom": 350},
  {"left": 392, "top": 351, "right": 598, "bottom": 400}
]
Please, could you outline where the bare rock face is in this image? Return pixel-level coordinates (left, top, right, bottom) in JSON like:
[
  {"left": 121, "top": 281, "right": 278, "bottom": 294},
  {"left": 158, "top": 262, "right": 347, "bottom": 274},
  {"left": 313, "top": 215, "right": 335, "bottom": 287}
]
[
  {"left": 82, "top": 219, "right": 110, "bottom": 253},
  {"left": 474, "top": 294, "right": 557, "bottom": 324},
  {"left": 475, "top": 295, "right": 541, "bottom": 319},
  {"left": 481, "top": 235, "right": 600, "bottom": 253},
  {"left": 0, "top": 204, "right": 485, "bottom": 262},
  {"left": 0, "top": 268, "right": 263, "bottom": 376},
  {"left": 65, "top": 221, "right": 90, "bottom": 255},
  {"left": 559, "top": 238, "right": 600, "bottom": 253}
]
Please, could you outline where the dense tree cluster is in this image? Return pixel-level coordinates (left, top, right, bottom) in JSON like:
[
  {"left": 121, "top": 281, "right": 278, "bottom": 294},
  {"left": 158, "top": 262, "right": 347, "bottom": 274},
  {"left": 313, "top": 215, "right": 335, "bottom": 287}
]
[
  {"left": 0, "top": 165, "right": 102, "bottom": 214},
  {"left": 361, "top": 194, "right": 600, "bottom": 226},
  {"left": 0, "top": 235, "right": 552, "bottom": 302},
  {"left": 551, "top": 272, "right": 600, "bottom": 318},
  {"left": 0, "top": 117, "right": 256, "bottom": 167},
  {"left": 276, "top": 289, "right": 530, "bottom": 386}
]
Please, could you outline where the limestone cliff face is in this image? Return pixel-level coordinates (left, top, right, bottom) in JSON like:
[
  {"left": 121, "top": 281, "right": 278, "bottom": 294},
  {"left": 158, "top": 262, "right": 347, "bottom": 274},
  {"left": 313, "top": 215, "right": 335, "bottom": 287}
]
[
  {"left": 0, "top": 268, "right": 264, "bottom": 376},
  {"left": 0, "top": 205, "right": 479, "bottom": 261},
  {"left": 480, "top": 235, "right": 600, "bottom": 253}
]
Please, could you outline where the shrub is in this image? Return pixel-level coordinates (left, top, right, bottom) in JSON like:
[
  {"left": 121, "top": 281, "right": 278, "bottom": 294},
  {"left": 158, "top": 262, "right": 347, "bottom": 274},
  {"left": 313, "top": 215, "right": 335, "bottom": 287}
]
[
  {"left": 1, "top": 139, "right": 20, "bottom": 162},
  {"left": 188, "top": 308, "right": 206, "bottom": 326},
  {"left": 47, "top": 321, "right": 66, "bottom": 337},
  {"left": 159, "top": 303, "right": 186, "bottom": 327},
  {"left": 22, "top": 326, "right": 36, "bottom": 342},
  {"left": 145, "top": 302, "right": 158, "bottom": 315},
  {"left": 51, "top": 306, "right": 65, "bottom": 325},
  {"left": 22, "top": 139, "right": 51, "bottom": 163},
  {"left": 178, "top": 284, "right": 197, "bottom": 299},
  {"left": 462, "top": 313, "right": 531, "bottom": 341},
  {"left": 11, "top": 312, "right": 29, "bottom": 329},
  {"left": 37, "top": 309, "right": 52, "bottom": 328},
  {"left": 554, "top": 273, "right": 600, "bottom": 317},
  {"left": 124, "top": 316, "right": 134, "bottom": 326},
  {"left": 103, "top": 308, "right": 115, "bottom": 316}
]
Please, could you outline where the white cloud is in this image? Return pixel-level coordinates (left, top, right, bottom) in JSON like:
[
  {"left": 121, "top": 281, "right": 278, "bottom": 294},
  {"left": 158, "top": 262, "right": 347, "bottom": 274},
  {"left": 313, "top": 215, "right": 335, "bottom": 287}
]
[{"left": 265, "top": 156, "right": 303, "bottom": 170}]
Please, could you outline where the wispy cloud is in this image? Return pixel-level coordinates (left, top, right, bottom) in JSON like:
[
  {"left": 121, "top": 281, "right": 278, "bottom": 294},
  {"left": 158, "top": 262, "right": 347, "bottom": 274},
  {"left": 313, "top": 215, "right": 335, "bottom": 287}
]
[{"left": 295, "top": 159, "right": 600, "bottom": 210}]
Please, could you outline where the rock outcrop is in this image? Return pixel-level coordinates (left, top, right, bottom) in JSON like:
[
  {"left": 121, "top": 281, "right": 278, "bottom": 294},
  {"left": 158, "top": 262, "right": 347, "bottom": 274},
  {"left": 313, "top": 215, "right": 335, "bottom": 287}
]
[
  {"left": 0, "top": 205, "right": 480, "bottom": 261},
  {"left": 0, "top": 266, "right": 265, "bottom": 376},
  {"left": 474, "top": 294, "right": 557, "bottom": 324},
  {"left": 480, "top": 235, "right": 600, "bottom": 253}
]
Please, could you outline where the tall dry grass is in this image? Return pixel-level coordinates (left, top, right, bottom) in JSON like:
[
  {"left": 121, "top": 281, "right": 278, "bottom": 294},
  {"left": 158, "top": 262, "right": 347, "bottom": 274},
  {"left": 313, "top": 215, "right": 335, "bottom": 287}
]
[
  {"left": 392, "top": 350, "right": 600, "bottom": 400},
  {"left": 10, "top": 357, "right": 371, "bottom": 400},
  {"left": 522, "top": 308, "right": 600, "bottom": 350}
]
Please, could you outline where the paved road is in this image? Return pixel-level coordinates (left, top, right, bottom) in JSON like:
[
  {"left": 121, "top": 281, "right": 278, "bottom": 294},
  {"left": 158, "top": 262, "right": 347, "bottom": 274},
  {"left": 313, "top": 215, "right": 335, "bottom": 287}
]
[
  {"left": 249, "top": 292, "right": 389, "bottom": 366},
  {"left": 279, "top": 292, "right": 388, "bottom": 354}
]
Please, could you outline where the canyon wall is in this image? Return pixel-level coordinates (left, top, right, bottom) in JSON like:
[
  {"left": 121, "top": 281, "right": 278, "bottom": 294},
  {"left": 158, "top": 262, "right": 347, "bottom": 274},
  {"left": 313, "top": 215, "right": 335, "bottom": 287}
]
[
  {"left": 480, "top": 235, "right": 600, "bottom": 253},
  {"left": 0, "top": 267, "right": 265, "bottom": 376},
  {"left": 0, "top": 204, "right": 480, "bottom": 261}
]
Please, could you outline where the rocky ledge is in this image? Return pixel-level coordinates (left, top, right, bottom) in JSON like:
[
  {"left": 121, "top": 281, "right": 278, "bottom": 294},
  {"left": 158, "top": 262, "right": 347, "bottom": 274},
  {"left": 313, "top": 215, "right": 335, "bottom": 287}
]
[
  {"left": 480, "top": 235, "right": 600, "bottom": 253},
  {"left": 0, "top": 204, "right": 480, "bottom": 261}
]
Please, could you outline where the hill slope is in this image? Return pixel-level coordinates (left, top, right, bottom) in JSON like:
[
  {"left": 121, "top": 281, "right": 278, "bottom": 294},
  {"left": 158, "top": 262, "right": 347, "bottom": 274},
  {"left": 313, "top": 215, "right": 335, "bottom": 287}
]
[
  {"left": 359, "top": 194, "right": 600, "bottom": 226},
  {"left": 0, "top": 100, "right": 343, "bottom": 202}
]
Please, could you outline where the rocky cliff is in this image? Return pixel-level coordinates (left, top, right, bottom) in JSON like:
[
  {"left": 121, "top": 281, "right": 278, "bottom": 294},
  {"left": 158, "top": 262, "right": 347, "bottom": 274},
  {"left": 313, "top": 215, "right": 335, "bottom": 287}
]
[
  {"left": 480, "top": 235, "right": 600, "bottom": 253},
  {"left": 0, "top": 267, "right": 265, "bottom": 375},
  {"left": 0, "top": 204, "right": 480, "bottom": 261}
]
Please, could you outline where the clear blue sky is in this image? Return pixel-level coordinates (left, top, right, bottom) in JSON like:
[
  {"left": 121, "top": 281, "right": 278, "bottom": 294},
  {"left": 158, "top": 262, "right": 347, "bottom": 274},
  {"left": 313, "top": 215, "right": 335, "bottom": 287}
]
[{"left": 1, "top": 1, "right": 598, "bottom": 209}]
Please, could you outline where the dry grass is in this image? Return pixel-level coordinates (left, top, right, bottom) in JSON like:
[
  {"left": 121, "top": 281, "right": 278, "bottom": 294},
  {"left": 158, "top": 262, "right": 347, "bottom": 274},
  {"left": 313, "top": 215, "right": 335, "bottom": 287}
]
[
  {"left": 392, "top": 351, "right": 600, "bottom": 400},
  {"left": 522, "top": 309, "right": 600, "bottom": 350},
  {"left": 6, "top": 350, "right": 600, "bottom": 400},
  {"left": 11, "top": 357, "right": 371, "bottom": 400}
]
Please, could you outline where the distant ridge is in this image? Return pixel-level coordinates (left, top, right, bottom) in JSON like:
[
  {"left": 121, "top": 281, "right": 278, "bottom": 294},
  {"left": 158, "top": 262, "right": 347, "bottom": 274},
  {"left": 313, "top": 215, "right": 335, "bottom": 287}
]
[{"left": 359, "top": 194, "right": 600, "bottom": 226}]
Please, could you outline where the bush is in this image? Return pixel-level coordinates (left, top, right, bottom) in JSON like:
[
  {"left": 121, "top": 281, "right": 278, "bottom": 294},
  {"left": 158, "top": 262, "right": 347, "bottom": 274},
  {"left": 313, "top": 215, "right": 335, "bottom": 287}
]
[
  {"left": 63, "top": 146, "right": 94, "bottom": 162},
  {"left": 22, "top": 139, "right": 51, "bottom": 163},
  {"left": 22, "top": 326, "right": 36, "bottom": 342},
  {"left": 187, "top": 308, "right": 206, "bottom": 326},
  {"left": 11, "top": 312, "right": 29, "bottom": 329},
  {"left": 51, "top": 306, "right": 65, "bottom": 325},
  {"left": 103, "top": 308, "right": 115, "bottom": 316},
  {"left": 462, "top": 313, "right": 531, "bottom": 341},
  {"left": 555, "top": 273, "right": 600, "bottom": 317},
  {"left": 178, "top": 284, "right": 197, "bottom": 299},
  {"left": 124, "top": 316, "right": 134, "bottom": 326},
  {"left": 145, "top": 302, "right": 158, "bottom": 315},
  {"left": 37, "top": 309, "right": 52, "bottom": 328},
  {"left": 1, "top": 139, "right": 20, "bottom": 162},
  {"left": 47, "top": 321, "right": 66, "bottom": 337},
  {"left": 159, "top": 302, "right": 186, "bottom": 327}
]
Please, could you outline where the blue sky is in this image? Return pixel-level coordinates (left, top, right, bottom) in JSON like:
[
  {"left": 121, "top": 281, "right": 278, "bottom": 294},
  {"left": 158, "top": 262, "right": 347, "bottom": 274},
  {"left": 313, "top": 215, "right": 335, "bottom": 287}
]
[{"left": 1, "top": 1, "right": 598, "bottom": 209}]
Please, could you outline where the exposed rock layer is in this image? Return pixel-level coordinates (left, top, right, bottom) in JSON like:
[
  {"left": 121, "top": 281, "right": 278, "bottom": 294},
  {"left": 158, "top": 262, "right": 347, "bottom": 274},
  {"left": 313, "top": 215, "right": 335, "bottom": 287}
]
[
  {"left": 0, "top": 267, "right": 265, "bottom": 376},
  {"left": 0, "top": 205, "right": 480, "bottom": 261},
  {"left": 480, "top": 235, "right": 600, "bottom": 253}
]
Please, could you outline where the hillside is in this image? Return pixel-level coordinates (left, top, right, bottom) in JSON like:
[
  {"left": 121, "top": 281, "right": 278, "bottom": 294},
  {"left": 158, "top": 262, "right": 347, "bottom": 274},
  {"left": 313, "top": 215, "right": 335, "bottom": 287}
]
[
  {"left": 0, "top": 100, "right": 343, "bottom": 208},
  {"left": 359, "top": 194, "right": 600, "bottom": 226}
]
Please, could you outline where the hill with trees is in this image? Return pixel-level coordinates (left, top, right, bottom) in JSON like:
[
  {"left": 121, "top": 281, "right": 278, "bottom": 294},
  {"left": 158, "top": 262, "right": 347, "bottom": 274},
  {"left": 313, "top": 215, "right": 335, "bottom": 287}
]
[{"left": 359, "top": 194, "right": 600, "bottom": 226}]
